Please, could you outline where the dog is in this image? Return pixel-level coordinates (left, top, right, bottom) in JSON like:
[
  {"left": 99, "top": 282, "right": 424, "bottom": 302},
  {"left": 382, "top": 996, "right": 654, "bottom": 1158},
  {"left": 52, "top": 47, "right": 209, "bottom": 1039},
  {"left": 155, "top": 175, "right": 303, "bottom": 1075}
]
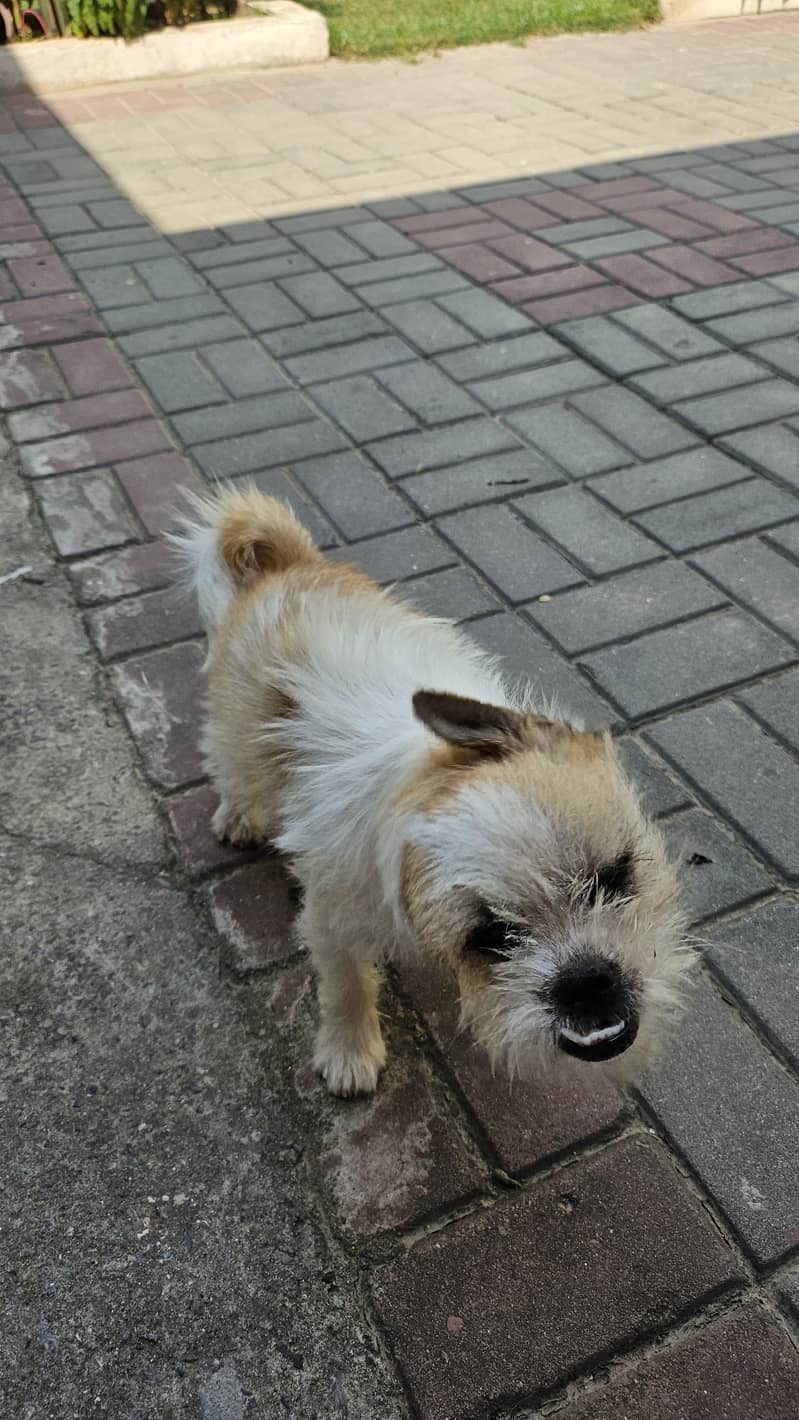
[{"left": 174, "top": 486, "right": 690, "bottom": 1097}]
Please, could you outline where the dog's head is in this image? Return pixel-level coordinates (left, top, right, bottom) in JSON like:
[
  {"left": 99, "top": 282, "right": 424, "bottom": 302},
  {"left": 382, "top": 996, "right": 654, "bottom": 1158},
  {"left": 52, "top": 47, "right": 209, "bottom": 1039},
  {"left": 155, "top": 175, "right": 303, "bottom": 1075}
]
[{"left": 400, "top": 691, "right": 690, "bottom": 1082}]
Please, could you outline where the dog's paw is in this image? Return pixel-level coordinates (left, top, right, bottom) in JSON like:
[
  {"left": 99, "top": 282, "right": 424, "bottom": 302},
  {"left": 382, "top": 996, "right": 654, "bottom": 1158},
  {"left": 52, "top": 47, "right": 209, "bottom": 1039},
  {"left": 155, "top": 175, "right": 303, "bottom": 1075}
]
[
  {"left": 212, "top": 802, "right": 266, "bottom": 847},
  {"left": 314, "top": 1037, "right": 386, "bottom": 1098}
]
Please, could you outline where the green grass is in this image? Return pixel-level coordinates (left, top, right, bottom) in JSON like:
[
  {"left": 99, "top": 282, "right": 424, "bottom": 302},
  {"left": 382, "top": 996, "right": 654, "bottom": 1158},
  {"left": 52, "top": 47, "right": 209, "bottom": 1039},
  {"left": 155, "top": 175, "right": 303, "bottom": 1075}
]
[{"left": 302, "top": 0, "right": 659, "bottom": 60}]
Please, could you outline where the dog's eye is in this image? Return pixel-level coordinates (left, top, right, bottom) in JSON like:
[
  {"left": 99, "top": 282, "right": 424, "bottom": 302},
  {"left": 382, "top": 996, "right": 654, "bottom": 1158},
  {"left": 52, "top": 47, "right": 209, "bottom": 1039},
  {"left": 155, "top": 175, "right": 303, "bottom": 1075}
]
[
  {"left": 463, "top": 910, "right": 515, "bottom": 961},
  {"left": 585, "top": 852, "right": 634, "bottom": 907}
]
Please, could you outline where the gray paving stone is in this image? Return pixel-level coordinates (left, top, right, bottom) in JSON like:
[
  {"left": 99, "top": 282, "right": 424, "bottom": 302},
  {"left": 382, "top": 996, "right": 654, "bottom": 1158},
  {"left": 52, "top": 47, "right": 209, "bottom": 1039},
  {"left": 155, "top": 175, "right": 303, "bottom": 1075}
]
[
  {"left": 103, "top": 294, "right": 225, "bottom": 335},
  {"left": 540, "top": 216, "right": 630, "bottom": 246},
  {"left": 514, "top": 485, "right": 661, "bottom": 576},
  {"left": 291, "top": 450, "right": 411, "bottom": 540},
  {"left": 641, "top": 975, "right": 799, "bottom": 1263},
  {"left": 223, "top": 281, "right": 305, "bottom": 332},
  {"left": 310, "top": 375, "right": 416, "bottom": 442},
  {"left": 68, "top": 241, "right": 173, "bottom": 272},
  {"left": 591, "top": 447, "right": 752, "bottom": 514},
  {"left": 675, "top": 379, "right": 799, "bottom": 436},
  {"left": 291, "top": 228, "right": 367, "bottom": 266},
  {"left": 506, "top": 403, "right": 632, "bottom": 478},
  {"left": 649, "top": 699, "right": 799, "bottom": 877},
  {"left": 693, "top": 538, "right": 799, "bottom": 640},
  {"left": 394, "top": 565, "right": 499, "bottom": 620},
  {"left": 720, "top": 423, "right": 799, "bottom": 492},
  {"left": 616, "top": 738, "right": 692, "bottom": 817},
  {"left": 580, "top": 609, "right": 792, "bottom": 720},
  {"left": 554, "top": 314, "right": 666, "bottom": 376},
  {"left": 402, "top": 447, "right": 559, "bottom": 516},
  {"left": 706, "top": 898, "right": 799, "bottom": 1065},
  {"left": 572, "top": 385, "right": 699, "bottom": 459},
  {"left": 739, "top": 666, "right": 799, "bottom": 752},
  {"left": 436, "top": 287, "right": 533, "bottom": 338},
  {"left": 57, "top": 226, "right": 157, "bottom": 253},
  {"left": 748, "top": 335, "right": 799, "bottom": 381},
  {"left": 768, "top": 523, "right": 799, "bottom": 561},
  {"left": 285, "top": 335, "right": 414, "bottom": 386},
  {"left": 380, "top": 299, "right": 475, "bottom": 356},
  {"left": 469, "top": 358, "right": 605, "bottom": 412},
  {"left": 615, "top": 305, "right": 724, "bottom": 360},
  {"left": 189, "top": 235, "right": 293, "bottom": 270},
  {"left": 80, "top": 264, "right": 150, "bottom": 309},
  {"left": 471, "top": 612, "right": 615, "bottom": 727},
  {"left": 278, "top": 271, "right": 363, "bottom": 319},
  {"left": 347, "top": 220, "right": 419, "bottom": 258},
  {"left": 635, "top": 479, "right": 799, "bottom": 552},
  {"left": 437, "top": 331, "right": 564, "bottom": 382},
  {"left": 528, "top": 562, "right": 726, "bottom": 654},
  {"left": 663, "top": 807, "right": 772, "bottom": 923},
  {"left": 199, "top": 337, "right": 288, "bottom": 398},
  {"left": 118, "top": 315, "right": 245, "bottom": 359},
  {"left": 135, "top": 350, "right": 226, "bottom": 413},
  {"left": 707, "top": 300, "right": 799, "bottom": 344},
  {"left": 631, "top": 354, "right": 770, "bottom": 406},
  {"left": 136, "top": 256, "right": 206, "bottom": 300},
  {"left": 330, "top": 524, "right": 453, "bottom": 584},
  {"left": 336, "top": 252, "right": 442, "bottom": 287},
  {"left": 438, "top": 504, "right": 583, "bottom": 602},
  {"left": 204, "top": 251, "right": 315, "bottom": 290},
  {"left": 367, "top": 417, "right": 520, "bottom": 479},
  {"left": 355, "top": 270, "right": 469, "bottom": 307},
  {"left": 193, "top": 420, "right": 345, "bottom": 479},
  {"left": 274, "top": 205, "right": 372, "bottom": 234},
  {"left": 36, "top": 468, "right": 141, "bottom": 557},
  {"left": 567, "top": 229, "right": 669, "bottom": 259},
  {"left": 672, "top": 280, "right": 788, "bottom": 321},
  {"left": 376, "top": 361, "right": 480, "bottom": 424},
  {"left": 172, "top": 390, "right": 314, "bottom": 446},
  {"left": 261, "top": 310, "right": 387, "bottom": 359}
]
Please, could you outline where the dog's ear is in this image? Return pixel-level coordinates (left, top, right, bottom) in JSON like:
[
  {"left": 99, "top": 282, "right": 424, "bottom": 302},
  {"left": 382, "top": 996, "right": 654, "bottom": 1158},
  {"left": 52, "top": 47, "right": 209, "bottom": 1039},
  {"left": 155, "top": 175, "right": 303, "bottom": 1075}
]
[{"left": 413, "top": 690, "right": 529, "bottom": 753}]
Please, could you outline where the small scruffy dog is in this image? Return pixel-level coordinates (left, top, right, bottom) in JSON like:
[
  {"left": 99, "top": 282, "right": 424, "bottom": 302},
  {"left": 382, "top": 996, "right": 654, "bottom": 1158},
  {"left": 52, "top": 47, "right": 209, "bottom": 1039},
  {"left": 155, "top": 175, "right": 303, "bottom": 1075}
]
[{"left": 176, "top": 487, "right": 690, "bottom": 1096}]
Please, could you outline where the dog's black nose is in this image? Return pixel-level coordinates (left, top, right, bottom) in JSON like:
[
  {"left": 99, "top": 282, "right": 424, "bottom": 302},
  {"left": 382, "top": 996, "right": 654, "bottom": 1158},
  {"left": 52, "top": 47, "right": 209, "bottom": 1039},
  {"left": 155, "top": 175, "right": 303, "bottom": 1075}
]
[{"left": 550, "top": 954, "right": 638, "bottom": 1062}]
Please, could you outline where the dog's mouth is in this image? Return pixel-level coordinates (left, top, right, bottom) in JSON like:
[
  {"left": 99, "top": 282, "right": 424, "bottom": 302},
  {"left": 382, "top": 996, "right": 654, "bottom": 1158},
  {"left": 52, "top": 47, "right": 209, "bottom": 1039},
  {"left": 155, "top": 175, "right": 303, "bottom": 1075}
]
[{"left": 557, "top": 1013, "right": 638, "bottom": 1062}]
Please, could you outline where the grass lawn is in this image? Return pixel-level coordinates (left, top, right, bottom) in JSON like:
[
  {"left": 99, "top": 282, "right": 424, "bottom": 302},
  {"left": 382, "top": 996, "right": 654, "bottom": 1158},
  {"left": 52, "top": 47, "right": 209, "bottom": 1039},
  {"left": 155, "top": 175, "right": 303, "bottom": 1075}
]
[{"left": 302, "top": 0, "right": 660, "bottom": 60}]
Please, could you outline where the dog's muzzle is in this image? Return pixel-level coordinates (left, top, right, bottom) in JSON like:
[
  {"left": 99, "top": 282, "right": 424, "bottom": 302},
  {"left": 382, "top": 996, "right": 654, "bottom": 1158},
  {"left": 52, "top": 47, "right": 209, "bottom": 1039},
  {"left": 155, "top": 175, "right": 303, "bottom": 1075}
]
[{"left": 549, "top": 953, "right": 639, "bottom": 1062}]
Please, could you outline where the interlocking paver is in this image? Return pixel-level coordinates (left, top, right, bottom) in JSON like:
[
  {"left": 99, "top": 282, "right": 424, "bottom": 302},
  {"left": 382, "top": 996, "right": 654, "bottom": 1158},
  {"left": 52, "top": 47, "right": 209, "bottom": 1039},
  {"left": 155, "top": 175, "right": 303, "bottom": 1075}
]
[
  {"left": 375, "top": 360, "right": 480, "bottom": 424},
  {"left": 515, "top": 484, "right": 661, "bottom": 576},
  {"left": 439, "top": 503, "right": 583, "bottom": 602},
  {"left": 740, "top": 665, "right": 799, "bottom": 752},
  {"left": 193, "top": 420, "right": 346, "bottom": 479},
  {"left": 291, "top": 450, "right": 411, "bottom": 540},
  {"left": 469, "top": 357, "right": 604, "bottom": 411},
  {"left": 329, "top": 523, "right": 452, "bottom": 584},
  {"left": 471, "top": 612, "right": 615, "bottom": 728},
  {"left": 706, "top": 897, "right": 799, "bottom": 1066},
  {"left": 68, "top": 540, "right": 175, "bottom": 605},
  {"left": 591, "top": 447, "right": 752, "bottom": 514},
  {"left": 367, "top": 416, "right": 520, "bottom": 478},
  {"left": 199, "top": 337, "right": 288, "bottom": 397},
  {"left": 664, "top": 805, "right": 770, "bottom": 923},
  {"left": 136, "top": 350, "right": 226, "bottom": 413},
  {"left": 36, "top": 468, "right": 141, "bottom": 557},
  {"left": 171, "top": 390, "right": 314, "bottom": 446},
  {"left": 436, "top": 286, "right": 532, "bottom": 337},
  {"left": 528, "top": 561, "right": 725, "bottom": 653},
  {"left": 635, "top": 479, "right": 799, "bottom": 552},
  {"left": 402, "top": 446, "right": 557, "bottom": 515},
  {"left": 617, "top": 737, "right": 692, "bottom": 817},
  {"left": 379, "top": 298, "right": 474, "bottom": 355},
  {"left": 614, "top": 303, "right": 724, "bottom": 360},
  {"left": 437, "top": 329, "right": 562, "bottom": 382},
  {"left": 693, "top": 538, "right": 799, "bottom": 640},
  {"left": 572, "top": 384, "right": 699, "bottom": 459},
  {"left": 631, "top": 352, "right": 769, "bottom": 405},
  {"left": 719, "top": 422, "right": 799, "bottom": 491},
  {"left": 675, "top": 378, "right": 799, "bottom": 435},
  {"left": 554, "top": 313, "right": 666, "bottom": 375},
  {"left": 395, "top": 564, "right": 499, "bottom": 619},
  {"left": 506, "top": 402, "right": 632, "bottom": 478}
]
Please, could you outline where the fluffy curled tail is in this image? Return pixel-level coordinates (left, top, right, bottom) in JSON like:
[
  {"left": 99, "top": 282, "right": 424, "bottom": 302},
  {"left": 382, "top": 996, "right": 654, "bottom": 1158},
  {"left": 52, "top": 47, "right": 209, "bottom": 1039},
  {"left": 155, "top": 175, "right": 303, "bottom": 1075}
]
[{"left": 169, "top": 484, "right": 320, "bottom": 634}]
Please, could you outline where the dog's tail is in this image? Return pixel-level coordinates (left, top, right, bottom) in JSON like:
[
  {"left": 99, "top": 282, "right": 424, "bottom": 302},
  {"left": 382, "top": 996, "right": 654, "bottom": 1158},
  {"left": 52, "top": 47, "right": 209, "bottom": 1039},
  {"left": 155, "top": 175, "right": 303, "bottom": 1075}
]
[{"left": 169, "top": 484, "right": 320, "bottom": 634}]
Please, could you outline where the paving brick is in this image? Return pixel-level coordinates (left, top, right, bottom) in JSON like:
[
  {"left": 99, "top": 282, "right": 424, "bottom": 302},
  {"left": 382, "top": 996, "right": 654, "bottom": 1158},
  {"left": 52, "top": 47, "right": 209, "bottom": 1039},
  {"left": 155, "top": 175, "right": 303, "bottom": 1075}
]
[
  {"left": 614, "top": 304, "right": 723, "bottom": 360},
  {"left": 379, "top": 298, "right": 474, "bottom": 356},
  {"left": 51, "top": 336, "right": 132, "bottom": 397},
  {"left": 36, "top": 468, "right": 141, "bottom": 558},
  {"left": 779, "top": 1269, "right": 799, "bottom": 1322},
  {"left": 20, "top": 419, "right": 171, "bottom": 479},
  {"left": 9, "top": 388, "right": 151, "bottom": 444},
  {"left": 556, "top": 1307, "right": 799, "bottom": 1420},
  {"left": 68, "top": 539, "right": 175, "bottom": 605},
  {"left": 675, "top": 379, "right": 799, "bottom": 436},
  {"left": 538, "top": 215, "right": 630, "bottom": 247},
  {"left": 694, "top": 538, "right": 799, "bottom": 641},
  {"left": 554, "top": 314, "right": 666, "bottom": 376},
  {"left": 355, "top": 269, "right": 469, "bottom": 307},
  {"left": 631, "top": 353, "right": 769, "bottom": 406},
  {"left": 393, "top": 205, "right": 483, "bottom": 235},
  {"left": 113, "top": 450, "right": 206, "bottom": 537},
  {"left": 719, "top": 422, "right": 799, "bottom": 492},
  {"left": 436, "top": 287, "right": 532, "bottom": 338},
  {"left": 395, "top": 564, "right": 498, "bottom": 620},
  {"left": 401, "top": 952, "right": 623, "bottom": 1174},
  {"left": 261, "top": 310, "right": 387, "bottom": 359},
  {"left": 198, "top": 337, "right": 288, "bottom": 398},
  {"left": 196, "top": 252, "right": 315, "bottom": 293},
  {"left": 285, "top": 334, "right": 413, "bottom": 387},
  {"left": 292, "top": 450, "right": 411, "bottom": 540},
  {"left": 622, "top": 205, "right": 715, "bottom": 239},
  {"left": 635, "top": 480, "right": 798, "bottom": 552},
  {"left": 188, "top": 235, "right": 291, "bottom": 270},
  {"left": 310, "top": 375, "right": 416, "bottom": 442},
  {"left": 277, "top": 270, "right": 363, "bottom": 320},
  {"left": 707, "top": 299, "right": 799, "bottom": 345},
  {"left": 112, "top": 640, "right": 205, "bottom": 789},
  {"left": 8, "top": 251, "right": 75, "bottom": 297},
  {"left": 337, "top": 253, "right": 443, "bottom": 289},
  {"left": 103, "top": 294, "right": 226, "bottom": 337},
  {"left": 375, "top": 360, "right": 480, "bottom": 424},
  {"left": 172, "top": 390, "right": 314, "bottom": 447},
  {"left": 650, "top": 699, "right": 799, "bottom": 878},
  {"left": 483, "top": 196, "right": 561, "bottom": 230},
  {"left": 523, "top": 283, "right": 640, "bottom": 324},
  {"left": 331, "top": 524, "right": 452, "bottom": 585},
  {"left": 223, "top": 281, "right": 305, "bottom": 332},
  {"left": 665, "top": 806, "right": 772, "bottom": 923},
  {"left": 439, "top": 503, "right": 583, "bottom": 602},
  {"left": 35, "top": 204, "right": 95, "bottom": 237},
  {"left": 193, "top": 420, "right": 346, "bottom": 479},
  {"left": 529, "top": 189, "right": 602, "bottom": 220},
  {"left": 0, "top": 347, "right": 67, "bottom": 408},
  {"left": 207, "top": 860, "right": 299, "bottom": 973},
  {"left": 528, "top": 561, "right": 724, "bottom": 654},
  {"left": 437, "top": 330, "right": 563, "bottom": 383},
  {"left": 87, "top": 198, "right": 142, "bottom": 229},
  {"left": 136, "top": 350, "right": 226, "bottom": 413},
  {"left": 572, "top": 385, "right": 698, "bottom": 460},
  {"left": 428, "top": 240, "right": 519, "bottom": 286},
  {"left": 506, "top": 403, "right": 632, "bottom": 478},
  {"left": 167, "top": 782, "right": 261, "bottom": 877},
  {"left": 347, "top": 220, "right": 419, "bottom": 258},
  {"left": 740, "top": 665, "right": 799, "bottom": 751},
  {"left": 591, "top": 447, "right": 751, "bottom": 514},
  {"left": 367, "top": 417, "right": 520, "bottom": 479},
  {"left": 747, "top": 335, "right": 799, "bottom": 381},
  {"left": 492, "top": 264, "right": 606, "bottom": 307},
  {"left": 402, "top": 447, "right": 558, "bottom": 516},
  {"left": 616, "top": 738, "right": 692, "bottom": 817},
  {"left": 642, "top": 976, "right": 799, "bottom": 1263},
  {"left": 594, "top": 252, "right": 692, "bottom": 298},
  {"left": 731, "top": 244, "right": 799, "bottom": 277},
  {"left": 118, "top": 314, "right": 245, "bottom": 359},
  {"left": 568, "top": 228, "right": 669, "bottom": 260},
  {"left": 79, "top": 264, "right": 151, "bottom": 310},
  {"left": 415, "top": 219, "right": 514, "bottom": 251},
  {"left": 768, "top": 523, "right": 799, "bottom": 562},
  {"left": 372, "top": 1138, "right": 741, "bottom": 1420},
  {"left": 696, "top": 227, "right": 796, "bottom": 259},
  {"left": 136, "top": 255, "right": 206, "bottom": 300},
  {"left": 469, "top": 358, "right": 605, "bottom": 412},
  {"left": 515, "top": 485, "right": 661, "bottom": 576},
  {"left": 581, "top": 609, "right": 792, "bottom": 720},
  {"left": 274, "top": 205, "right": 372, "bottom": 235},
  {"left": 706, "top": 897, "right": 799, "bottom": 1066},
  {"left": 87, "top": 585, "right": 202, "bottom": 660}
]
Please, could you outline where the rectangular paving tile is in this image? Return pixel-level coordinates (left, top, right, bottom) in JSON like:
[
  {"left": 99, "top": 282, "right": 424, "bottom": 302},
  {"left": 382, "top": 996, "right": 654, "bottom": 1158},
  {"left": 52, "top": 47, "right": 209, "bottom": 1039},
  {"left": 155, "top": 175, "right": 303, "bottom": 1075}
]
[
  {"left": 135, "top": 350, "right": 227, "bottom": 413},
  {"left": 436, "top": 286, "right": 533, "bottom": 338},
  {"left": 635, "top": 479, "right": 798, "bottom": 552},
  {"left": 571, "top": 385, "right": 699, "bottom": 459},
  {"left": 580, "top": 609, "right": 792, "bottom": 720},
  {"left": 113, "top": 450, "right": 205, "bottom": 538},
  {"left": 506, "top": 402, "right": 632, "bottom": 478},
  {"left": 514, "top": 485, "right": 661, "bottom": 576},
  {"left": 614, "top": 304, "right": 724, "bottom": 359},
  {"left": 394, "top": 565, "right": 499, "bottom": 620},
  {"left": 261, "top": 310, "right": 387, "bottom": 359},
  {"left": 740, "top": 665, "right": 799, "bottom": 751},
  {"left": 291, "top": 450, "right": 411, "bottom": 540},
  {"left": 641, "top": 977, "right": 799, "bottom": 1264},
  {"left": 285, "top": 334, "right": 413, "bottom": 387},
  {"left": 172, "top": 390, "right": 314, "bottom": 446},
  {"left": 666, "top": 805, "right": 771, "bottom": 923},
  {"left": 616, "top": 737, "right": 692, "bottom": 817},
  {"left": 648, "top": 699, "right": 799, "bottom": 877},
  {"left": 719, "top": 423, "right": 799, "bottom": 492},
  {"left": 694, "top": 537, "right": 799, "bottom": 640},
  {"left": 630, "top": 353, "right": 770, "bottom": 406},
  {"left": 554, "top": 314, "right": 666, "bottom": 376},
  {"left": 199, "top": 337, "right": 288, "bottom": 398},
  {"left": 402, "top": 447, "right": 559, "bottom": 516},
  {"left": 438, "top": 503, "right": 583, "bottom": 602},
  {"left": 706, "top": 898, "right": 799, "bottom": 1066},
  {"left": 674, "top": 379, "right": 799, "bottom": 435},
  {"left": 278, "top": 270, "right": 363, "bottom": 318},
  {"left": 367, "top": 417, "right": 520, "bottom": 478},
  {"left": 309, "top": 375, "right": 416, "bottom": 442},
  {"left": 672, "top": 280, "right": 788, "bottom": 321},
  {"left": 36, "top": 468, "right": 141, "bottom": 557},
  {"left": 469, "top": 358, "right": 605, "bottom": 412},
  {"left": 375, "top": 360, "right": 480, "bottom": 424},
  {"left": 193, "top": 420, "right": 345, "bottom": 478},
  {"left": 330, "top": 524, "right": 452, "bottom": 584},
  {"left": 372, "top": 1138, "right": 741, "bottom": 1420},
  {"left": 528, "top": 562, "right": 726, "bottom": 654},
  {"left": 68, "top": 540, "right": 175, "bottom": 606},
  {"left": 380, "top": 298, "right": 475, "bottom": 355},
  {"left": 470, "top": 612, "right": 614, "bottom": 728},
  {"left": 111, "top": 641, "right": 205, "bottom": 789},
  {"left": 590, "top": 447, "right": 753, "bottom": 514},
  {"left": 223, "top": 281, "right": 306, "bottom": 332},
  {"left": 87, "top": 586, "right": 202, "bottom": 661},
  {"left": 437, "top": 330, "right": 564, "bottom": 382}
]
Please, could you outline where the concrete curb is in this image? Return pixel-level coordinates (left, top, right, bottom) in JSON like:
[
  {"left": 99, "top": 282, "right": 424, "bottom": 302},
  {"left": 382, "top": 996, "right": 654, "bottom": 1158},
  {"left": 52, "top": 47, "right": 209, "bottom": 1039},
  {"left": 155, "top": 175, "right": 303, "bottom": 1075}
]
[{"left": 0, "top": 0, "right": 328, "bottom": 94}]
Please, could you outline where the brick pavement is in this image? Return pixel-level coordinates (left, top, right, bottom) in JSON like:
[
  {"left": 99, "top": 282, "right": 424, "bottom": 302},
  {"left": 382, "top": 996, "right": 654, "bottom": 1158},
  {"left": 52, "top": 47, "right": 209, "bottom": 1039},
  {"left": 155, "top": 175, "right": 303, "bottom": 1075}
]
[{"left": 2, "top": 28, "right": 799, "bottom": 1420}]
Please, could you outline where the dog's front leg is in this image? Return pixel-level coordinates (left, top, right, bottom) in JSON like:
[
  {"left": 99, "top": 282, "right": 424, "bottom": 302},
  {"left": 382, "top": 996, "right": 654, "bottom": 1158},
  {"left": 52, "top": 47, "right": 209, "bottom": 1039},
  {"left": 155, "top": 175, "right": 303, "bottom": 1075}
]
[{"left": 302, "top": 889, "right": 386, "bottom": 1097}]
